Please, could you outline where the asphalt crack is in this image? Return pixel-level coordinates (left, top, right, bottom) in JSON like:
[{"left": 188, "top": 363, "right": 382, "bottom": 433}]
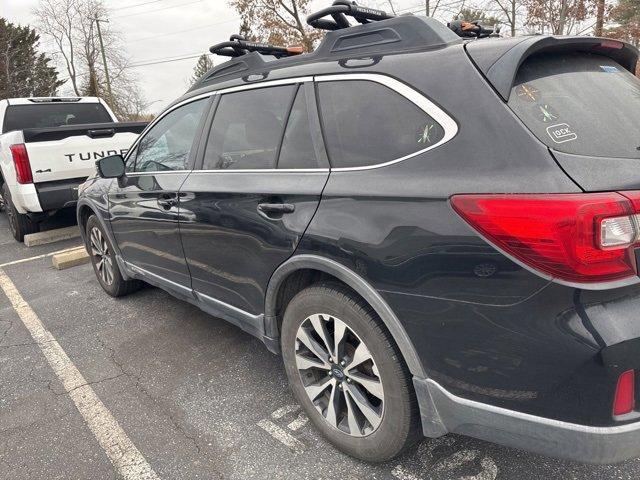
[{"left": 97, "top": 334, "right": 205, "bottom": 456}]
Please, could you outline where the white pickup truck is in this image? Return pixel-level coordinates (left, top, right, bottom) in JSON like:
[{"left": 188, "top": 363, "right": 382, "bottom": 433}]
[{"left": 0, "top": 97, "right": 146, "bottom": 241}]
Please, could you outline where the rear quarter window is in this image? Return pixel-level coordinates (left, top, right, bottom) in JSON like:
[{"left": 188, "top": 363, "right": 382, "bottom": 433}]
[
  {"left": 508, "top": 52, "right": 640, "bottom": 159},
  {"left": 317, "top": 80, "right": 445, "bottom": 168}
]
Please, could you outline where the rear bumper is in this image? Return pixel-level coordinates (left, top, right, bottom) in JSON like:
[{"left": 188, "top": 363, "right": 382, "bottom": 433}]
[
  {"left": 11, "top": 183, "right": 42, "bottom": 214},
  {"left": 35, "top": 177, "right": 86, "bottom": 212},
  {"left": 414, "top": 377, "right": 640, "bottom": 464}
]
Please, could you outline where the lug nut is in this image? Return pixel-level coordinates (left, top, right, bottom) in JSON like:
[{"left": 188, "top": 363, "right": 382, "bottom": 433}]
[
  {"left": 346, "top": 378, "right": 351, "bottom": 383},
  {"left": 328, "top": 371, "right": 333, "bottom": 376},
  {"left": 340, "top": 361, "right": 346, "bottom": 366}
]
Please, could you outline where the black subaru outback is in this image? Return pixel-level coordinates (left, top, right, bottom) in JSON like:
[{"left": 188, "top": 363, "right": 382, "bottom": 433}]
[{"left": 77, "top": 0, "right": 640, "bottom": 464}]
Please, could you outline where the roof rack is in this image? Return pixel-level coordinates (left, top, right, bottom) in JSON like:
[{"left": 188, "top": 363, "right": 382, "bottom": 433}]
[
  {"left": 307, "top": 0, "right": 393, "bottom": 31},
  {"left": 209, "top": 34, "right": 304, "bottom": 59},
  {"left": 307, "top": 1, "right": 498, "bottom": 38}
]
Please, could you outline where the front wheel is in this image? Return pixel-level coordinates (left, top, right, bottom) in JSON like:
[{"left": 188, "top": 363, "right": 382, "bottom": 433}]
[
  {"left": 2, "top": 183, "right": 39, "bottom": 242},
  {"left": 86, "top": 215, "right": 142, "bottom": 297},
  {"left": 281, "top": 283, "right": 421, "bottom": 462}
]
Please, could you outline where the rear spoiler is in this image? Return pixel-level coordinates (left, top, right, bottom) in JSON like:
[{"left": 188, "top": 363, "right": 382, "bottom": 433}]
[
  {"left": 22, "top": 121, "right": 148, "bottom": 143},
  {"left": 466, "top": 36, "right": 639, "bottom": 101}
]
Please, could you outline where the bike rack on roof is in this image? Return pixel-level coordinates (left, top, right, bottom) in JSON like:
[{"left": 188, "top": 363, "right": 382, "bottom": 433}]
[
  {"left": 209, "top": 34, "right": 304, "bottom": 59},
  {"left": 306, "top": 0, "right": 498, "bottom": 38}
]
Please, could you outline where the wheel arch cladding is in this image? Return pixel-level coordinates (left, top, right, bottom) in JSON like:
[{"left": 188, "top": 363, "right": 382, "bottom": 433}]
[{"left": 264, "top": 254, "right": 427, "bottom": 378}]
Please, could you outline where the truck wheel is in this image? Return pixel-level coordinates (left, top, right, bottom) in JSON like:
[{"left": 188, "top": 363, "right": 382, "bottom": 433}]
[
  {"left": 86, "top": 215, "right": 142, "bottom": 297},
  {"left": 2, "top": 183, "right": 39, "bottom": 242},
  {"left": 280, "top": 283, "right": 421, "bottom": 462}
]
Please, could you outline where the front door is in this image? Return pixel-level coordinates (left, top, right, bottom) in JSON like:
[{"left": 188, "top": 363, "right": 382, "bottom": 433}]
[
  {"left": 179, "top": 82, "right": 329, "bottom": 319},
  {"left": 110, "top": 97, "right": 210, "bottom": 290}
]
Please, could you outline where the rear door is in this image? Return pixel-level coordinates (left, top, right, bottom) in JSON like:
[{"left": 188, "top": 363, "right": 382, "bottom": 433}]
[{"left": 179, "top": 81, "right": 329, "bottom": 318}]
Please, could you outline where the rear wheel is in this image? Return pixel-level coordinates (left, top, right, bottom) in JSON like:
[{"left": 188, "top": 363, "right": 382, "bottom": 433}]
[
  {"left": 86, "top": 215, "right": 141, "bottom": 297},
  {"left": 281, "top": 283, "right": 421, "bottom": 462},
  {"left": 2, "top": 183, "right": 39, "bottom": 242}
]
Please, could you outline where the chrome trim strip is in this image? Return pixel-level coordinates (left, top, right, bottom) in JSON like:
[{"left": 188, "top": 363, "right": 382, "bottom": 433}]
[
  {"left": 188, "top": 168, "right": 330, "bottom": 174},
  {"left": 195, "top": 290, "right": 263, "bottom": 322},
  {"left": 314, "top": 73, "right": 458, "bottom": 172},
  {"left": 216, "top": 76, "right": 313, "bottom": 95}
]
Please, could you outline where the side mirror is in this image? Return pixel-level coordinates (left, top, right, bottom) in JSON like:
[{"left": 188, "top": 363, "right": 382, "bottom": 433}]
[{"left": 96, "top": 155, "right": 125, "bottom": 179}]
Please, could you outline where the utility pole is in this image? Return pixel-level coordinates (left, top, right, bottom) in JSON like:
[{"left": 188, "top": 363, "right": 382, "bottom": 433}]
[{"left": 94, "top": 16, "right": 113, "bottom": 107}]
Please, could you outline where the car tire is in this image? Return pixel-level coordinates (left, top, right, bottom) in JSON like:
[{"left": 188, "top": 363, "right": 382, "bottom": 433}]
[
  {"left": 85, "top": 215, "right": 142, "bottom": 297},
  {"left": 281, "top": 283, "right": 421, "bottom": 462},
  {"left": 2, "top": 183, "right": 39, "bottom": 242}
]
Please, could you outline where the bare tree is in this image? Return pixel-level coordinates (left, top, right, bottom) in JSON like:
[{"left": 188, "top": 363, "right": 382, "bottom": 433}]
[
  {"left": 525, "top": 0, "right": 596, "bottom": 35},
  {"left": 33, "top": 0, "right": 80, "bottom": 94},
  {"left": 230, "top": 0, "right": 324, "bottom": 52},
  {"left": 33, "top": 0, "right": 147, "bottom": 120},
  {"left": 491, "top": 0, "right": 521, "bottom": 36}
]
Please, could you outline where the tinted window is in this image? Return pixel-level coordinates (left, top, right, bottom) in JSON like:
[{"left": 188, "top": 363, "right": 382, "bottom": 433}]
[
  {"left": 317, "top": 80, "right": 445, "bottom": 168},
  {"left": 278, "top": 87, "right": 318, "bottom": 169},
  {"left": 508, "top": 53, "right": 640, "bottom": 158},
  {"left": 203, "top": 85, "right": 295, "bottom": 170},
  {"left": 134, "top": 99, "right": 206, "bottom": 172},
  {"left": 2, "top": 103, "right": 112, "bottom": 133}
]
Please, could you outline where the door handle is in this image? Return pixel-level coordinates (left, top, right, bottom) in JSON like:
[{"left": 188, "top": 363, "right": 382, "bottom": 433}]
[
  {"left": 257, "top": 203, "right": 295, "bottom": 216},
  {"left": 158, "top": 194, "right": 178, "bottom": 210}
]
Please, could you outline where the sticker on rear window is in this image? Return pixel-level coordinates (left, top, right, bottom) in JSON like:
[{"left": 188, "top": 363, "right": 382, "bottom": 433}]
[
  {"left": 546, "top": 123, "right": 577, "bottom": 144},
  {"left": 515, "top": 84, "right": 540, "bottom": 102},
  {"left": 600, "top": 65, "right": 619, "bottom": 73},
  {"left": 536, "top": 104, "right": 558, "bottom": 123}
]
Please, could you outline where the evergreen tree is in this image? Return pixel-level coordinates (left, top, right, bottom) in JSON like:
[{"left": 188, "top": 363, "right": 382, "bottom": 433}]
[
  {"left": 189, "top": 54, "right": 214, "bottom": 86},
  {"left": 0, "top": 18, "right": 65, "bottom": 98}
]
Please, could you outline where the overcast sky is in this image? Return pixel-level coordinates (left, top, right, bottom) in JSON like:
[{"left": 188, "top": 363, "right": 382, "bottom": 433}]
[{"left": 3, "top": 0, "right": 428, "bottom": 114}]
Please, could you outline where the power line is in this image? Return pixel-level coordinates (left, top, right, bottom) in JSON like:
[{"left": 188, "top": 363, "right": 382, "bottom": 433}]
[
  {"left": 126, "top": 17, "right": 240, "bottom": 43},
  {"left": 111, "top": 0, "right": 166, "bottom": 11},
  {"left": 126, "top": 52, "right": 208, "bottom": 68},
  {"left": 112, "top": 0, "right": 205, "bottom": 19}
]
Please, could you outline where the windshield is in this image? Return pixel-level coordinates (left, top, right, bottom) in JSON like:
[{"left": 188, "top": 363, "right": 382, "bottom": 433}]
[
  {"left": 508, "top": 52, "right": 640, "bottom": 159},
  {"left": 2, "top": 103, "right": 113, "bottom": 133}
]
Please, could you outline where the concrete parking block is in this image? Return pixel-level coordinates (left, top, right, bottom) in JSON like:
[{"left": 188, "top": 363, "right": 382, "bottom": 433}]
[
  {"left": 24, "top": 226, "right": 80, "bottom": 247},
  {"left": 51, "top": 247, "right": 89, "bottom": 270}
]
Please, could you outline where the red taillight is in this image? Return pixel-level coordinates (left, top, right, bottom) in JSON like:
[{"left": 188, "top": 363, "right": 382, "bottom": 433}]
[
  {"left": 10, "top": 144, "right": 33, "bottom": 184},
  {"left": 451, "top": 193, "right": 640, "bottom": 284},
  {"left": 613, "top": 370, "right": 635, "bottom": 416}
]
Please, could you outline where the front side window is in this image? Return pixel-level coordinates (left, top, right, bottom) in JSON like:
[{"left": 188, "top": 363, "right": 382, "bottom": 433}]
[
  {"left": 508, "top": 52, "right": 640, "bottom": 159},
  {"left": 317, "top": 80, "right": 445, "bottom": 168},
  {"left": 203, "top": 85, "right": 296, "bottom": 170},
  {"left": 134, "top": 98, "right": 206, "bottom": 172}
]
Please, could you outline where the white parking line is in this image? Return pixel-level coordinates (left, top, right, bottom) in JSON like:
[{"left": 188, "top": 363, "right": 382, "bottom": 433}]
[
  {"left": 0, "top": 268, "right": 160, "bottom": 480},
  {"left": 271, "top": 404, "right": 300, "bottom": 419},
  {"left": 257, "top": 419, "right": 305, "bottom": 453},
  {"left": 287, "top": 412, "right": 308, "bottom": 431},
  {"left": 0, "top": 245, "right": 83, "bottom": 268}
]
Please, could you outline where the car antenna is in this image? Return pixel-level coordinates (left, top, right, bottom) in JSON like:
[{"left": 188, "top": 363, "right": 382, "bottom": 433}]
[{"left": 209, "top": 34, "right": 304, "bottom": 59}]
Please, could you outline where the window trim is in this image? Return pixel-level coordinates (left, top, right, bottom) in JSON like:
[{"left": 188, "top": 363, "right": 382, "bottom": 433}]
[
  {"left": 130, "top": 72, "right": 457, "bottom": 175},
  {"left": 314, "top": 73, "right": 458, "bottom": 171}
]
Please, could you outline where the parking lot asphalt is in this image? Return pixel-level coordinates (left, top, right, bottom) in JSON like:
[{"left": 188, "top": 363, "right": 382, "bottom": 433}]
[{"left": 1, "top": 210, "right": 640, "bottom": 479}]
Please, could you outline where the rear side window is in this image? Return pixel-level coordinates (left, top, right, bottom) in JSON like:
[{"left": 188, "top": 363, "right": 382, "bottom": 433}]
[
  {"left": 203, "top": 85, "right": 295, "bottom": 170},
  {"left": 2, "top": 103, "right": 113, "bottom": 133},
  {"left": 278, "top": 87, "right": 318, "bottom": 169},
  {"left": 508, "top": 52, "right": 640, "bottom": 159},
  {"left": 317, "top": 80, "right": 445, "bottom": 168}
]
